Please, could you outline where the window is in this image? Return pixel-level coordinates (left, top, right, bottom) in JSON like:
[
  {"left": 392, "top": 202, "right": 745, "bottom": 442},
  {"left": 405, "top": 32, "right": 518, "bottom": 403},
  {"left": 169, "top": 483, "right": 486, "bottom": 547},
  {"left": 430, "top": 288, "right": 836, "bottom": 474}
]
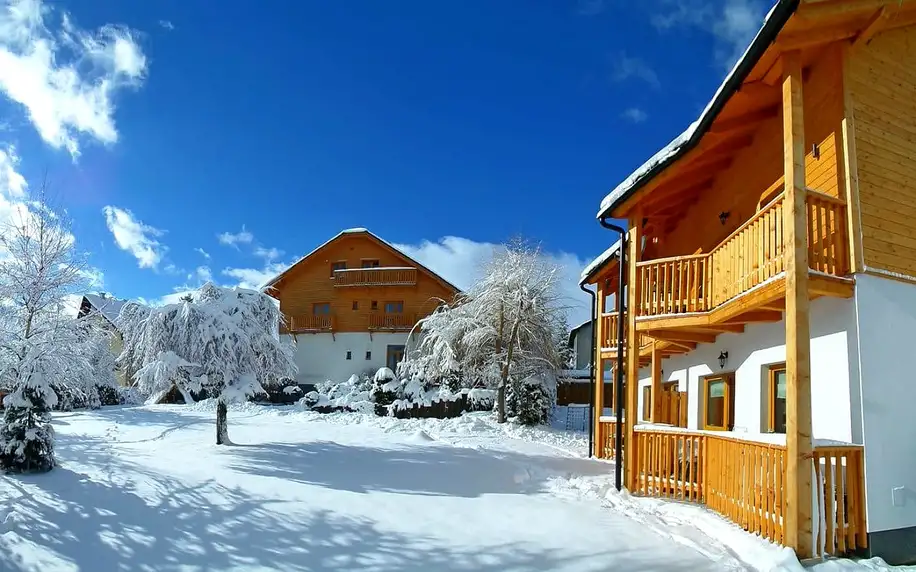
[
  {"left": 702, "top": 374, "right": 735, "bottom": 431},
  {"left": 361, "top": 259, "right": 380, "bottom": 268},
  {"left": 313, "top": 302, "right": 330, "bottom": 315},
  {"left": 365, "top": 351, "right": 372, "bottom": 360},
  {"left": 768, "top": 364, "right": 787, "bottom": 434},
  {"left": 387, "top": 345, "right": 405, "bottom": 371},
  {"left": 346, "top": 351, "right": 352, "bottom": 360},
  {"left": 385, "top": 301, "right": 404, "bottom": 314},
  {"left": 352, "top": 300, "right": 359, "bottom": 311},
  {"left": 642, "top": 386, "right": 651, "bottom": 422},
  {"left": 330, "top": 261, "right": 347, "bottom": 277},
  {"left": 370, "top": 301, "right": 378, "bottom": 311}
]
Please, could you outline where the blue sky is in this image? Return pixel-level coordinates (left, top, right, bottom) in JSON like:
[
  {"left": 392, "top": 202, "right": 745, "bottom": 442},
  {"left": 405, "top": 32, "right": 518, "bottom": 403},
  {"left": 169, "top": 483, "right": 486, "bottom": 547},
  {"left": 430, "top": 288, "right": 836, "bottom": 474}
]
[{"left": 0, "top": 0, "right": 771, "bottom": 325}]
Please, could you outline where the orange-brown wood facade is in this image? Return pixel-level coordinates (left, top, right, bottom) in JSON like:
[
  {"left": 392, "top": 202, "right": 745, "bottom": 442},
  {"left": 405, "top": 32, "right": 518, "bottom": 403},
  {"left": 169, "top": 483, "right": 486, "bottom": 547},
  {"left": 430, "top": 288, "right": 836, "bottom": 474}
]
[{"left": 268, "top": 232, "right": 459, "bottom": 333}]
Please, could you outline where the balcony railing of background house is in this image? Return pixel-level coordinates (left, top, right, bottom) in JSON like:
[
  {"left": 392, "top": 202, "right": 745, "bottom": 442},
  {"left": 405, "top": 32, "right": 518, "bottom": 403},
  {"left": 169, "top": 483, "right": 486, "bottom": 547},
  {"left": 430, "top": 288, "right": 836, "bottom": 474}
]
[
  {"left": 334, "top": 267, "right": 418, "bottom": 287},
  {"left": 368, "top": 313, "right": 417, "bottom": 331},
  {"left": 283, "top": 314, "right": 334, "bottom": 333},
  {"left": 634, "top": 189, "right": 849, "bottom": 318}
]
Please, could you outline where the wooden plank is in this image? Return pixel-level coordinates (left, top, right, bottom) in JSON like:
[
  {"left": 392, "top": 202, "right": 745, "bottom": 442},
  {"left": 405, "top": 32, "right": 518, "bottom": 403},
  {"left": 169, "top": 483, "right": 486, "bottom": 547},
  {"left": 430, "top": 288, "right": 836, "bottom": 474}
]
[
  {"left": 625, "top": 211, "right": 643, "bottom": 491},
  {"left": 651, "top": 343, "right": 662, "bottom": 423},
  {"left": 836, "top": 454, "right": 847, "bottom": 554},
  {"left": 851, "top": 7, "right": 889, "bottom": 49},
  {"left": 782, "top": 50, "right": 815, "bottom": 559}
]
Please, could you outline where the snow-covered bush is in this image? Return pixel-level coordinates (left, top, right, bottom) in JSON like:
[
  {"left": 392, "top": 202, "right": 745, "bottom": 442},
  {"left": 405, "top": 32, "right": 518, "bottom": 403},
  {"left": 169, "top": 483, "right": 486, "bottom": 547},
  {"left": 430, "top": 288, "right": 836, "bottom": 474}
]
[
  {"left": 0, "top": 386, "right": 56, "bottom": 473},
  {"left": 370, "top": 367, "right": 400, "bottom": 415},
  {"left": 118, "top": 386, "right": 145, "bottom": 405},
  {"left": 118, "top": 283, "right": 297, "bottom": 444}
]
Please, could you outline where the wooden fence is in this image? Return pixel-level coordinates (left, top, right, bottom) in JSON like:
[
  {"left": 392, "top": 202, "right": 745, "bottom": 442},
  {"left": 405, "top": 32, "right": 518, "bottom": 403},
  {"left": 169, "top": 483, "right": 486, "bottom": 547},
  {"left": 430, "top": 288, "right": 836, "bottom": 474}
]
[{"left": 626, "top": 427, "right": 866, "bottom": 557}]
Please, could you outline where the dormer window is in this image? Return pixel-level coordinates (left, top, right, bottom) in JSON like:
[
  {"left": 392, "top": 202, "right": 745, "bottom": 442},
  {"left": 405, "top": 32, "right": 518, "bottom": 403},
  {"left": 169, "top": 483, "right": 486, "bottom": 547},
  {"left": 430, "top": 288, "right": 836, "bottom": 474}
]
[
  {"left": 361, "top": 259, "right": 380, "bottom": 268},
  {"left": 331, "top": 261, "right": 347, "bottom": 277}
]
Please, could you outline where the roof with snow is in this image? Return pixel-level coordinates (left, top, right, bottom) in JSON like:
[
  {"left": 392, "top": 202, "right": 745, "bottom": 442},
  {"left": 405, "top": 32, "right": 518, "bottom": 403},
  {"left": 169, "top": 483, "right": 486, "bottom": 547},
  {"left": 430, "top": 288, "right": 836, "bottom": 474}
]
[
  {"left": 78, "top": 294, "right": 127, "bottom": 326},
  {"left": 261, "top": 228, "right": 462, "bottom": 294},
  {"left": 579, "top": 240, "right": 621, "bottom": 286},
  {"left": 596, "top": 0, "right": 796, "bottom": 220}
]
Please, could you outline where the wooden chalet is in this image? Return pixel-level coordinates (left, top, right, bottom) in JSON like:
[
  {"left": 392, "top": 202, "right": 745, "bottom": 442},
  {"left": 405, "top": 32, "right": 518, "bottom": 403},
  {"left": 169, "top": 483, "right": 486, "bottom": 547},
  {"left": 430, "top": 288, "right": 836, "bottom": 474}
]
[{"left": 581, "top": 0, "right": 916, "bottom": 563}]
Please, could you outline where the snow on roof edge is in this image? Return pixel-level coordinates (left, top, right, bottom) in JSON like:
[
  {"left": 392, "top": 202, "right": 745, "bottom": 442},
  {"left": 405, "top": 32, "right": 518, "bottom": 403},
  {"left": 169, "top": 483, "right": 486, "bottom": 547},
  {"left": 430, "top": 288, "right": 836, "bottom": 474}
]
[
  {"left": 596, "top": 0, "right": 794, "bottom": 220},
  {"left": 81, "top": 293, "right": 127, "bottom": 326},
  {"left": 261, "top": 228, "right": 463, "bottom": 294},
  {"left": 579, "top": 240, "right": 621, "bottom": 286}
]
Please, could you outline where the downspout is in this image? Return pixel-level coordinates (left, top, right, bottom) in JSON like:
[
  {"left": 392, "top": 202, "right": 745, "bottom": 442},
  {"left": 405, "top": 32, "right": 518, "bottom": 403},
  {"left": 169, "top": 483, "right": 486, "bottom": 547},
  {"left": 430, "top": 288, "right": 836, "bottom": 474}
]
[
  {"left": 579, "top": 283, "right": 597, "bottom": 458},
  {"left": 599, "top": 217, "right": 627, "bottom": 492}
]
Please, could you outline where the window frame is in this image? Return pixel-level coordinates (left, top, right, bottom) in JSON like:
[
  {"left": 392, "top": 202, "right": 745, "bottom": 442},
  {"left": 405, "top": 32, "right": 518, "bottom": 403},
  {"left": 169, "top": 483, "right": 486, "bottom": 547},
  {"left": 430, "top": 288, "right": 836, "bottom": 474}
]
[
  {"left": 361, "top": 259, "right": 380, "bottom": 268},
  {"left": 330, "top": 261, "right": 347, "bottom": 277},
  {"left": 384, "top": 300, "right": 404, "bottom": 314},
  {"left": 642, "top": 385, "right": 651, "bottom": 422},
  {"left": 702, "top": 373, "right": 735, "bottom": 431},
  {"left": 370, "top": 300, "right": 378, "bottom": 311},
  {"left": 767, "top": 363, "right": 787, "bottom": 434},
  {"left": 352, "top": 300, "right": 359, "bottom": 311},
  {"left": 312, "top": 302, "right": 331, "bottom": 316}
]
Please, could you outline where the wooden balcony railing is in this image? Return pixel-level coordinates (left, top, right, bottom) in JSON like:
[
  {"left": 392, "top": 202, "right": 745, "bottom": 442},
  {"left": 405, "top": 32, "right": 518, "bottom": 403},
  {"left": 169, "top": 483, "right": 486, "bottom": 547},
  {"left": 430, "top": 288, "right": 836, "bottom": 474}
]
[
  {"left": 635, "top": 189, "right": 848, "bottom": 318},
  {"left": 285, "top": 313, "right": 334, "bottom": 333},
  {"left": 625, "top": 426, "right": 866, "bottom": 557},
  {"left": 597, "top": 417, "right": 620, "bottom": 460},
  {"left": 334, "top": 267, "right": 417, "bottom": 287},
  {"left": 599, "top": 312, "right": 650, "bottom": 350},
  {"left": 368, "top": 313, "right": 417, "bottom": 331}
]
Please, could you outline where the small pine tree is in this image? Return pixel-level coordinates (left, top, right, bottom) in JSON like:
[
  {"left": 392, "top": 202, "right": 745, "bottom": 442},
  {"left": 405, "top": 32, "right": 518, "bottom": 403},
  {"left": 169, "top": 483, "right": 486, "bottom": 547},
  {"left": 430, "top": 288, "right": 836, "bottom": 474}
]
[
  {"left": 507, "top": 376, "right": 554, "bottom": 426},
  {"left": 0, "top": 385, "right": 56, "bottom": 473}
]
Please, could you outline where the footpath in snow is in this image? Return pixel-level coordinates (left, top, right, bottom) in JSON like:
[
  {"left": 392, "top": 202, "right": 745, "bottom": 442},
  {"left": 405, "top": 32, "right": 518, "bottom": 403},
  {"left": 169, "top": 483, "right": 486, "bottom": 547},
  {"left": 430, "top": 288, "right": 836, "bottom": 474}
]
[{"left": 0, "top": 404, "right": 911, "bottom": 572}]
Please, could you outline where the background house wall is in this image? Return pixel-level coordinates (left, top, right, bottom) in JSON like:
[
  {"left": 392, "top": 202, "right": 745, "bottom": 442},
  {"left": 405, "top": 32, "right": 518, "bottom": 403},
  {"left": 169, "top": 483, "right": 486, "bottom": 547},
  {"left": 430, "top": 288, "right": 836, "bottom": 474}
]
[
  {"left": 569, "top": 321, "right": 593, "bottom": 370},
  {"left": 634, "top": 296, "right": 859, "bottom": 443},
  {"left": 284, "top": 332, "right": 415, "bottom": 385}
]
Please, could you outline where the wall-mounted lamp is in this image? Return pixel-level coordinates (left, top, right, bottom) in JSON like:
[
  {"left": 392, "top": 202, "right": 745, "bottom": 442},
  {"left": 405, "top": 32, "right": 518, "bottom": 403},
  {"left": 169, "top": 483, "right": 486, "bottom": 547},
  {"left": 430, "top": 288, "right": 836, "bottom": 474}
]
[
  {"left": 718, "top": 351, "right": 729, "bottom": 369},
  {"left": 718, "top": 211, "right": 730, "bottom": 225}
]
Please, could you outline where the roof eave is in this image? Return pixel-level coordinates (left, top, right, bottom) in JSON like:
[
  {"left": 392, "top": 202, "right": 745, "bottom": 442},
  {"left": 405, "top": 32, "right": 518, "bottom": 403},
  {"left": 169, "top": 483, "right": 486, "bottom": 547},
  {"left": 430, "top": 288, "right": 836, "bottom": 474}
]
[{"left": 596, "top": 0, "right": 800, "bottom": 221}]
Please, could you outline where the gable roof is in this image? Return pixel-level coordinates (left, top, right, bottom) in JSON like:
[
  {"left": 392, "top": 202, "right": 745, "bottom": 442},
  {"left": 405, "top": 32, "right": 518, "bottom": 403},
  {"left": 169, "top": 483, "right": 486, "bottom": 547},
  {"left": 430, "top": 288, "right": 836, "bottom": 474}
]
[
  {"left": 597, "top": 0, "right": 798, "bottom": 220},
  {"left": 78, "top": 294, "right": 127, "bottom": 326},
  {"left": 262, "top": 228, "right": 462, "bottom": 294}
]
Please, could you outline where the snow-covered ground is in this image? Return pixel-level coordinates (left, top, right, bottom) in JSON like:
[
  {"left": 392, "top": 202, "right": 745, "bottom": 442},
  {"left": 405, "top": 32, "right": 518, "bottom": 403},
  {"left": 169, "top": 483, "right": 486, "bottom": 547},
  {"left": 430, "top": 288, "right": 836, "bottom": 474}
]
[{"left": 0, "top": 404, "right": 911, "bottom": 572}]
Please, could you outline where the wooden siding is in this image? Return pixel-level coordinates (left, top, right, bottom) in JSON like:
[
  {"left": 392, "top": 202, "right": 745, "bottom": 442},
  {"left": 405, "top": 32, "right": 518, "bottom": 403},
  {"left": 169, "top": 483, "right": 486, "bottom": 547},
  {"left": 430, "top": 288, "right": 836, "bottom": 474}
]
[
  {"left": 272, "top": 233, "right": 458, "bottom": 333},
  {"left": 848, "top": 25, "right": 916, "bottom": 278},
  {"left": 653, "top": 49, "right": 844, "bottom": 261}
]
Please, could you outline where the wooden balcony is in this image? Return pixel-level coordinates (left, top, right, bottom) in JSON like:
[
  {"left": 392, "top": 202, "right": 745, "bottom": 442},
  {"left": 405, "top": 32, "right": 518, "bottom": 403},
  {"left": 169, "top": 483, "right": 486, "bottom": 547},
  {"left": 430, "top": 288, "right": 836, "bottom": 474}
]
[
  {"left": 334, "top": 267, "right": 417, "bottom": 287},
  {"left": 284, "top": 313, "right": 334, "bottom": 333},
  {"left": 595, "top": 423, "right": 866, "bottom": 557},
  {"left": 634, "top": 190, "right": 852, "bottom": 329},
  {"left": 599, "top": 312, "right": 651, "bottom": 352},
  {"left": 367, "top": 313, "right": 417, "bottom": 332}
]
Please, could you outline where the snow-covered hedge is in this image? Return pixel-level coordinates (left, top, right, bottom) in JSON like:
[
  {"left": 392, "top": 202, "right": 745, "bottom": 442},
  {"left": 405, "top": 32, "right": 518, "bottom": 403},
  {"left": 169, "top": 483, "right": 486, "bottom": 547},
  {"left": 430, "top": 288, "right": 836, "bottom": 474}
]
[{"left": 302, "top": 369, "right": 496, "bottom": 420}]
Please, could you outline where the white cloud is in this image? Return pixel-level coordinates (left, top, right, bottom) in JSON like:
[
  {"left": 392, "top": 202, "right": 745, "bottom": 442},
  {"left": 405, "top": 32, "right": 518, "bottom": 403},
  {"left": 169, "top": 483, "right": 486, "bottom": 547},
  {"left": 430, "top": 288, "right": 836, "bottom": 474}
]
[
  {"left": 621, "top": 107, "right": 648, "bottom": 123},
  {"left": 194, "top": 247, "right": 210, "bottom": 259},
  {"left": 394, "top": 236, "right": 594, "bottom": 328},
  {"left": 611, "top": 52, "right": 660, "bottom": 88},
  {"left": 158, "top": 19, "right": 174, "bottom": 30},
  {"left": 0, "top": 0, "right": 148, "bottom": 158},
  {"left": 221, "top": 262, "right": 287, "bottom": 290},
  {"left": 253, "top": 246, "right": 282, "bottom": 261},
  {"left": 217, "top": 226, "right": 253, "bottom": 248},
  {"left": 102, "top": 205, "right": 166, "bottom": 269},
  {"left": 195, "top": 265, "right": 211, "bottom": 282},
  {"left": 651, "top": 0, "right": 767, "bottom": 67}
]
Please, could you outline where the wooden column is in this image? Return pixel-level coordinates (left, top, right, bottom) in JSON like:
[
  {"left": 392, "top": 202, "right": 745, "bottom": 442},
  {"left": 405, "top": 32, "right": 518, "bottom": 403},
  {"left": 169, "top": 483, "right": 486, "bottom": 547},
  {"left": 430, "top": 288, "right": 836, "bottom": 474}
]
[
  {"left": 650, "top": 341, "right": 662, "bottom": 423},
  {"left": 840, "top": 45, "right": 864, "bottom": 275},
  {"left": 594, "top": 282, "right": 606, "bottom": 457},
  {"left": 625, "top": 211, "right": 643, "bottom": 490},
  {"left": 782, "top": 50, "right": 814, "bottom": 558}
]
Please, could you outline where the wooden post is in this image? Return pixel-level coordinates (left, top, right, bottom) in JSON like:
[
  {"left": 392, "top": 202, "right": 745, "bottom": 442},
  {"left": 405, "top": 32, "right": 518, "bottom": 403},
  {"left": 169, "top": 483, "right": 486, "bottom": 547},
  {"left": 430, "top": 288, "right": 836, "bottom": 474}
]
[
  {"left": 594, "top": 282, "right": 606, "bottom": 457},
  {"left": 650, "top": 341, "right": 662, "bottom": 423},
  {"left": 840, "top": 45, "right": 864, "bottom": 275},
  {"left": 625, "top": 211, "right": 643, "bottom": 490},
  {"left": 782, "top": 50, "right": 814, "bottom": 559}
]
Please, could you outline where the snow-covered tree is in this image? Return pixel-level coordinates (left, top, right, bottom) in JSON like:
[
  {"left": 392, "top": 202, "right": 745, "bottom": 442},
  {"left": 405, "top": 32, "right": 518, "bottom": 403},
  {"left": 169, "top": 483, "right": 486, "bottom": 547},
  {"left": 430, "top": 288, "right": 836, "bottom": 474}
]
[
  {"left": 404, "top": 241, "right": 566, "bottom": 424},
  {"left": 0, "top": 193, "right": 92, "bottom": 472},
  {"left": 118, "top": 283, "right": 297, "bottom": 444}
]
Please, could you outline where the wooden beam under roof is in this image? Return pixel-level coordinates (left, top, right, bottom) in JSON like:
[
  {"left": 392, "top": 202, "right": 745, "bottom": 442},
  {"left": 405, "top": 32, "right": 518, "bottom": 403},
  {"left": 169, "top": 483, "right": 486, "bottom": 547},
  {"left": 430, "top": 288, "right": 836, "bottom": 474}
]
[
  {"left": 640, "top": 176, "right": 715, "bottom": 214},
  {"left": 709, "top": 105, "right": 779, "bottom": 134},
  {"left": 775, "top": 23, "right": 861, "bottom": 51},
  {"left": 646, "top": 330, "right": 718, "bottom": 344},
  {"left": 723, "top": 309, "right": 785, "bottom": 324},
  {"left": 797, "top": 0, "right": 896, "bottom": 19},
  {"left": 852, "top": 6, "right": 889, "bottom": 47}
]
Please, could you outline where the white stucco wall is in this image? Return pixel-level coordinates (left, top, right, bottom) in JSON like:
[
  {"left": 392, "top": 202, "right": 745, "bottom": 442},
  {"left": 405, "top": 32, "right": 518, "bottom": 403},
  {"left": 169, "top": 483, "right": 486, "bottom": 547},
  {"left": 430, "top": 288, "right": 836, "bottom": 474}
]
[
  {"left": 282, "top": 332, "right": 414, "bottom": 384},
  {"left": 854, "top": 272, "right": 916, "bottom": 533},
  {"left": 635, "top": 296, "right": 859, "bottom": 443}
]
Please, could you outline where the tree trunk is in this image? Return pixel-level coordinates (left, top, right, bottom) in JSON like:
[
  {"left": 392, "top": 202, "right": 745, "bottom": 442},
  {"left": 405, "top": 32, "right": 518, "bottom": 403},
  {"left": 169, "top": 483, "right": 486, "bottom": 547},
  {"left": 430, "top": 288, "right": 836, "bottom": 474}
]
[
  {"left": 497, "top": 311, "right": 523, "bottom": 424},
  {"left": 176, "top": 383, "right": 196, "bottom": 405},
  {"left": 496, "top": 384, "right": 506, "bottom": 423},
  {"left": 216, "top": 401, "right": 230, "bottom": 445}
]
